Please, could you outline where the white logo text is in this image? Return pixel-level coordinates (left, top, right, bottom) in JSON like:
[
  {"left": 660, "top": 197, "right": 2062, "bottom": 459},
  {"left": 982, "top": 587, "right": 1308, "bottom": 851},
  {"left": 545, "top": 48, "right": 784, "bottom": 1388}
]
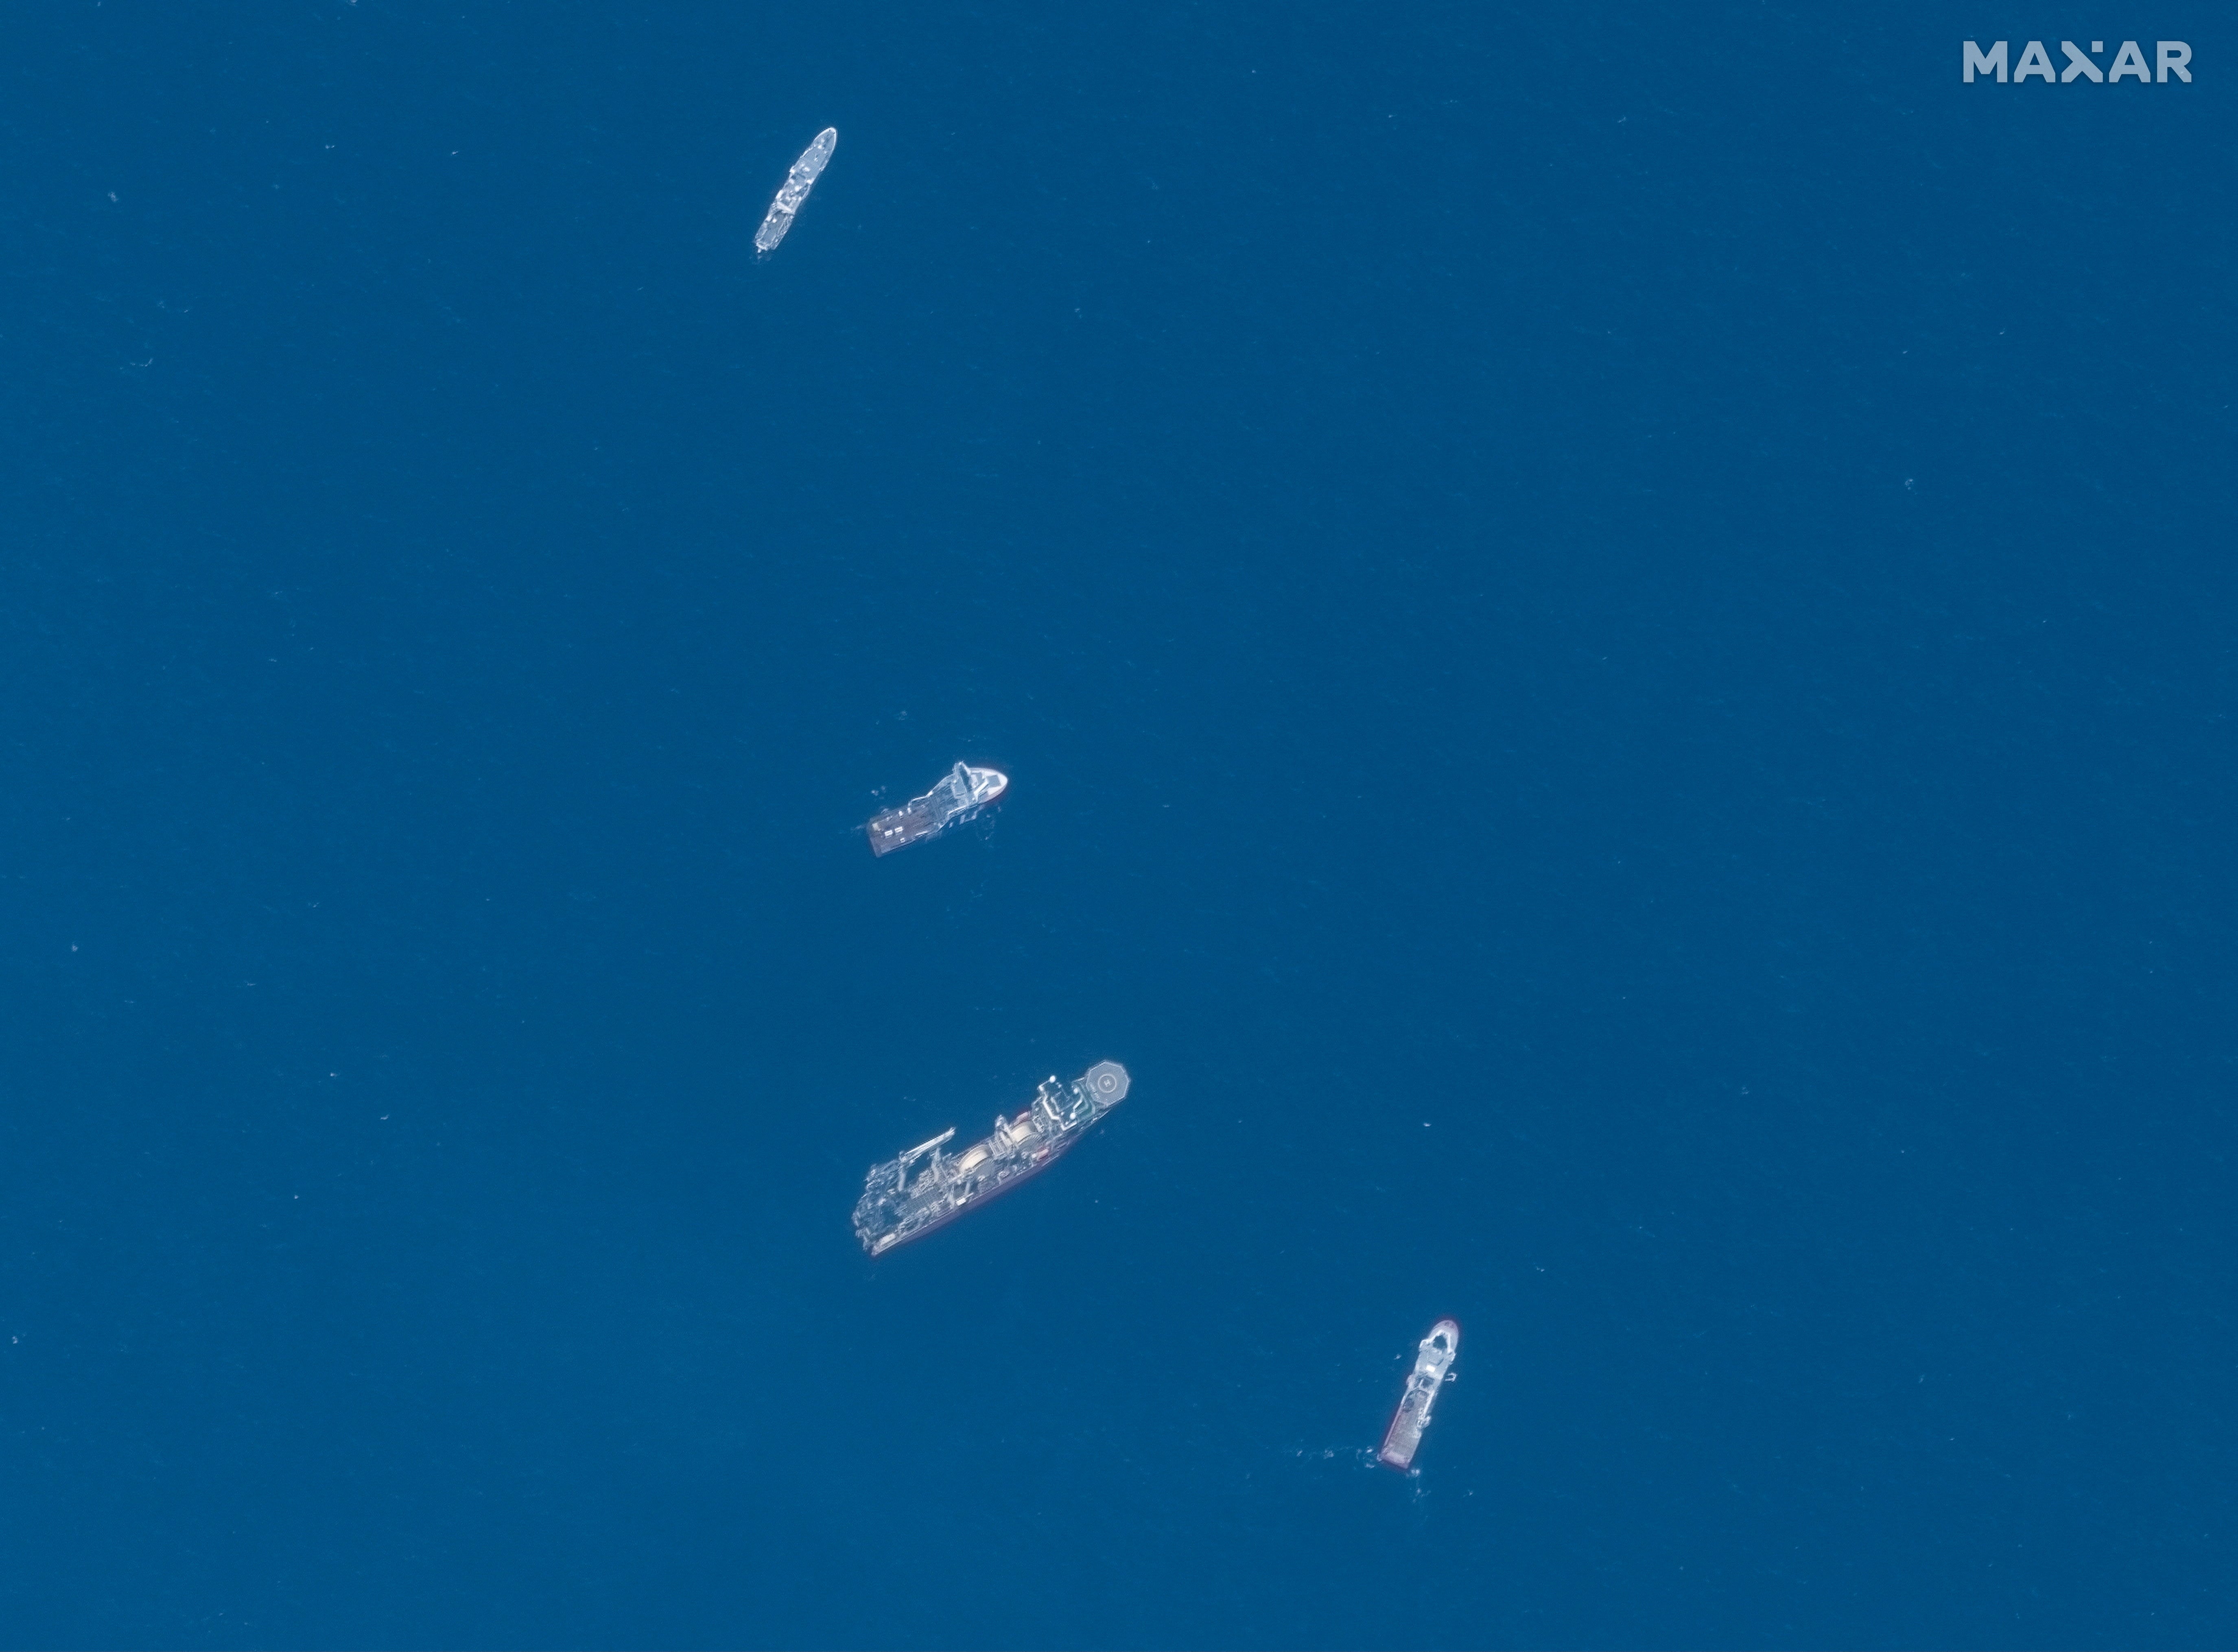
[{"left": 1963, "top": 39, "right": 2192, "bottom": 82}]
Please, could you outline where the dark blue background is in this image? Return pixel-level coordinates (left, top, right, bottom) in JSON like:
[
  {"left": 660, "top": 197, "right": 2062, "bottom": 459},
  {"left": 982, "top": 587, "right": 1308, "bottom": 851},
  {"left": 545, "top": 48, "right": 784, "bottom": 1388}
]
[{"left": 4, "top": 2, "right": 2232, "bottom": 1645}]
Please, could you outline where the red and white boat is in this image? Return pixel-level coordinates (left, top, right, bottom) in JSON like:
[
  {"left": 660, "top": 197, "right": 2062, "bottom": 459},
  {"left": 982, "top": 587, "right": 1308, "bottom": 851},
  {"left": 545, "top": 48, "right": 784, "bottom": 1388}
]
[
  {"left": 865, "top": 762, "right": 1008, "bottom": 856},
  {"left": 1378, "top": 1319, "right": 1461, "bottom": 1470}
]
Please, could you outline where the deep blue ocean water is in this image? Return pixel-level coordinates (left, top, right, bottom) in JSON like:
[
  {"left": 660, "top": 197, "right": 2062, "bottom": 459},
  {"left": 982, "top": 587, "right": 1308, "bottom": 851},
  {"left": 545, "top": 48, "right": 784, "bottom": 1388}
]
[{"left": 4, "top": 2, "right": 2233, "bottom": 1646}]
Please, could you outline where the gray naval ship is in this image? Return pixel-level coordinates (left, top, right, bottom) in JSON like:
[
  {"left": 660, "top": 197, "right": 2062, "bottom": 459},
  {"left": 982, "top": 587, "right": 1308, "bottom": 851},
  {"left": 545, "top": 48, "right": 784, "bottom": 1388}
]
[{"left": 852, "top": 1061, "right": 1129, "bottom": 1255}]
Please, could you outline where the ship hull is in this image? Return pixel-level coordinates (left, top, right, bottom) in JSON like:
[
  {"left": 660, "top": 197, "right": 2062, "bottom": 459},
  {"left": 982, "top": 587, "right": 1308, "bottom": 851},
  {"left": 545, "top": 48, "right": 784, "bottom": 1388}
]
[
  {"left": 862, "top": 1134, "right": 1080, "bottom": 1255},
  {"left": 1378, "top": 1318, "right": 1461, "bottom": 1471},
  {"left": 853, "top": 1061, "right": 1128, "bottom": 1255},
  {"left": 866, "top": 762, "right": 1008, "bottom": 856}
]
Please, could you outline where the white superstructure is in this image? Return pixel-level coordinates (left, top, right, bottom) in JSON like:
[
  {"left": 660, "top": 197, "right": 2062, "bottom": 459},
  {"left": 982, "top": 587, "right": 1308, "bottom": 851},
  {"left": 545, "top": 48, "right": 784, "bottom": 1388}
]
[
  {"left": 754, "top": 127, "right": 837, "bottom": 258},
  {"left": 1378, "top": 1319, "right": 1460, "bottom": 1471},
  {"left": 852, "top": 1062, "right": 1130, "bottom": 1255},
  {"left": 865, "top": 762, "right": 1008, "bottom": 855}
]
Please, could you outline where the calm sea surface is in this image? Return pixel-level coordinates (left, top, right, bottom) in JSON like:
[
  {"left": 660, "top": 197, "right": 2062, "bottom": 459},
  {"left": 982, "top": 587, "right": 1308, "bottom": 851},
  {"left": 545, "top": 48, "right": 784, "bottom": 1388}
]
[{"left": 4, "top": 2, "right": 2232, "bottom": 1646}]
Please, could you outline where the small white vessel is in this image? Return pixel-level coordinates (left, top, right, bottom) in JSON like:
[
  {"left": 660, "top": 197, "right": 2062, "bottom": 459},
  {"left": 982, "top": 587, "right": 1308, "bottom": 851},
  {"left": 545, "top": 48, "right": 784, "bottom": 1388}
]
[
  {"left": 754, "top": 127, "right": 837, "bottom": 258},
  {"left": 1378, "top": 1318, "right": 1460, "bottom": 1471},
  {"left": 865, "top": 762, "right": 1008, "bottom": 855}
]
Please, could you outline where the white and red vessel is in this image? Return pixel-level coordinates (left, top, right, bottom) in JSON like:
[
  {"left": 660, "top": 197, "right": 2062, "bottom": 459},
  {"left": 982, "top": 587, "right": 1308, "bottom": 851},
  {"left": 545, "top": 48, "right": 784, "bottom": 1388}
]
[
  {"left": 1378, "top": 1319, "right": 1460, "bottom": 1471},
  {"left": 865, "top": 762, "right": 1008, "bottom": 856},
  {"left": 851, "top": 1062, "right": 1128, "bottom": 1255}
]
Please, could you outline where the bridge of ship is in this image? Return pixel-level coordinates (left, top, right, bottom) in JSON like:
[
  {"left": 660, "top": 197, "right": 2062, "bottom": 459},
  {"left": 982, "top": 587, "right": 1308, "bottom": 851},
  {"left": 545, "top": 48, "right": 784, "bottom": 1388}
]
[{"left": 903, "top": 1087, "right": 1082, "bottom": 1204}]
